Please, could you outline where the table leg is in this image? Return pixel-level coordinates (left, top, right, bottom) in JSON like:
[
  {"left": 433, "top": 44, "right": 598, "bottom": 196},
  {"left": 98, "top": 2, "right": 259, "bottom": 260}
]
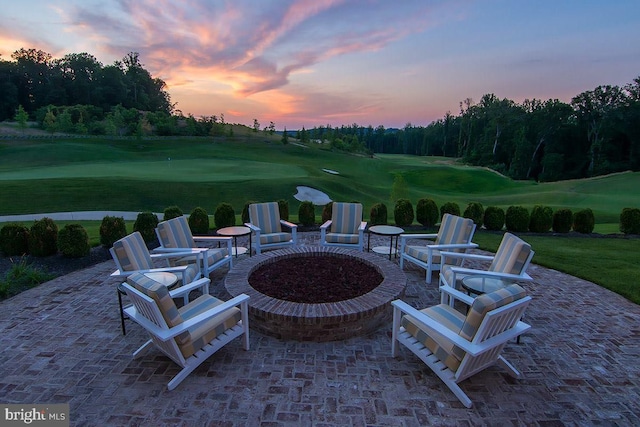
[
  {"left": 388, "top": 236, "right": 393, "bottom": 260},
  {"left": 367, "top": 231, "right": 371, "bottom": 252}
]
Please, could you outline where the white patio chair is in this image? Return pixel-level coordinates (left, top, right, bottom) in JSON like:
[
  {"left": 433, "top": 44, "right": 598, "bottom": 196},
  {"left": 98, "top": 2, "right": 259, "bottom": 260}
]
[
  {"left": 245, "top": 202, "right": 297, "bottom": 254},
  {"left": 122, "top": 272, "right": 250, "bottom": 390},
  {"left": 392, "top": 283, "right": 532, "bottom": 408},
  {"left": 320, "top": 202, "right": 367, "bottom": 252}
]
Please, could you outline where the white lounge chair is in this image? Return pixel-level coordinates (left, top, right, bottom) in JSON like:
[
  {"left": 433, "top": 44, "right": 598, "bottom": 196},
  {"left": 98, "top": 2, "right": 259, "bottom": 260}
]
[
  {"left": 245, "top": 202, "right": 297, "bottom": 254},
  {"left": 320, "top": 202, "right": 367, "bottom": 252}
]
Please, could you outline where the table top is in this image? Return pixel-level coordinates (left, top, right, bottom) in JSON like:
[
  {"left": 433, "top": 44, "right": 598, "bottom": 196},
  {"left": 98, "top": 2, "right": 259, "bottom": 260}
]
[
  {"left": 368, "top": 225, "right": 404, "bottom": 236},
  {"left": 217, "top": 226, "right": 251, "bottom": 237},
  {"left": 461, "top": 275, "right": 509, "bottom": 295},
  {"left": 144, "top": 272, "right": 178, "bottom": 287}
]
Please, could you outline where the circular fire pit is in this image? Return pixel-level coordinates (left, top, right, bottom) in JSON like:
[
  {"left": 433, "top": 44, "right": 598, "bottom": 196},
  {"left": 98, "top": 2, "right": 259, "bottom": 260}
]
[{"left": 225, "top": 246, "right": 406, "bottom": 341}]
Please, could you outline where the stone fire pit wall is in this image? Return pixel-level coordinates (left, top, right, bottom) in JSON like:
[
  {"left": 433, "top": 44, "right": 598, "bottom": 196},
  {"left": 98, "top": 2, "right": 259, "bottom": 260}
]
[{"left": 224, "top": 246, "right": 407, "bottom": 342}]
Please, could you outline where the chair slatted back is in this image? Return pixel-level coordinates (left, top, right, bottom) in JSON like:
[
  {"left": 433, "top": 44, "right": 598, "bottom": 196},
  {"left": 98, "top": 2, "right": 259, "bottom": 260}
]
[
  {"left": 111, "top": 232, "right": 154, "bottom": 271},
  {"left": 249, "top": 202, "right": 282, "bottom": 234},
  {"left": 489, "top": 233, "right": 533, "bottom": 275},
  {"left": 157, "top": 216, "right": 196, "bottom": 248},
  {"left": 435, "top": 214, "right": 475, "bottom": 246},
  {"left": 330, "top": 203, "right": 363, "bottom": 234}
]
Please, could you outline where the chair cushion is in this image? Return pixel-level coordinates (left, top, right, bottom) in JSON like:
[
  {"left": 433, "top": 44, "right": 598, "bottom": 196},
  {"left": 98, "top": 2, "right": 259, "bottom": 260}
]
[
  {"left": 459, "top": 284, "right": 527, "bottom": 343},
  {"left": 249, "top": 202, "right": 282, "bottom": 234},
  {"left": 157, "top": 216, "right": 196, "bottom": 248},
  {"left": 325, "top": 233, "right": 361, "bottom": 244},
  {"left": 113, "top": 232, "right": 154, "bottom": 271},
  {"left": 404, "top": 245, "right": 442, "bottom": 264},
  {"left": 490, "top": 233, "right": 532, "bottom": 275},
  {"left": 435, "top": 214, "right": 474, "bottom": 245},
  {"left": 255, "top": 232, "right": 291, "bottom": 245},
  {"left": 330, "top": 203, "right": 363, "bottom": 234},
  {"left": 402, "top": 304, "right": 466, "bottom": 372},
  {"left": 177, "top": 294, "right": 242, "bottom": 359},
  {"left": 126, "top": 272, "right": 190, "bottom": 345},
  {"left": 169, "top": 259, "right": 203, "bottom": 283}
]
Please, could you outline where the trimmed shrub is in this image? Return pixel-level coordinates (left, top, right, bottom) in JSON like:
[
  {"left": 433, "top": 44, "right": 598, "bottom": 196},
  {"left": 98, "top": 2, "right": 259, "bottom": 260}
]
[
  {"left": 298, "top": 201, "right": 316, "bottom": 226},
  {"left": 188, "top": 207, "right": 209, "bottom": 235},
  {"left": 416, "top": 198, "right": 438, "bottom": 227},
  {"left": 483, "top": 206, "right": 505, "bottom": 231},
  {"left": 463, "top": 202, "right": 484, "bottom": 226},
  {"left": 505, "top": 206, "right": 530, "bottom": 232},
  {"left": 214, "top": 203, "right": 236, "bottom": 228},
  {"left": 552, "top": 208, "right": 573, "bottom": 233},
  {"left": 133, "top": 212, "right": 159, "bottom": 243},
  {"left": 162, "top": 206, "right": 183, "bottom": 221},
  {"left": 278, "top": 199, "right": 290, "bottom": 222},
  {"left": 58, "top": 224, "right": 90, "bottom": 258},
  {"left": 99, "top": 216, "right": 127, "bottom": 248},
  {"left": 620, "top": 207, "right": 640, "bottom": 234},
  {"left": 529, "top": 205, "right": 553, "bottom": 233},
  {"left": 28, "top": 217, "right": 58, "bottom": 257},
  {"left": 573, "top": 209, "right": 595, "bottom": 234},
  {"left": 0, "top": 224, "right": 30, "bottom": 256},
  {"left": 369, "top": 203, "right": 388, "bottom": 226},
  {"left": 394, "top": 199, "right": 414, "bottom": 227},
  {"left": 440, "top": 202, "right": 461, "bottom": 219},
  {"left": 321, "top": 202, "right": 333, "bottom": 223},
  {"left": 242, "top": 201, "right": 258, "bottom": 224}
]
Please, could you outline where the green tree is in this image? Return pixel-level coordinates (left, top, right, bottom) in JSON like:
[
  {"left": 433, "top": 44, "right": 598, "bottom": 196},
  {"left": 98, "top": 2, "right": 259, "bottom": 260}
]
[
  {"left": 253, "top": 118, "right": 260, "bottom": 132},
  {"left": 390, "top": 174, "right": 409, "bottom": 202},
  {"left": 14, "top": 104, "right": 29, "bottom": 133},
  {"left": 281, "top": 127, "right": 289, "bottom": 145}
]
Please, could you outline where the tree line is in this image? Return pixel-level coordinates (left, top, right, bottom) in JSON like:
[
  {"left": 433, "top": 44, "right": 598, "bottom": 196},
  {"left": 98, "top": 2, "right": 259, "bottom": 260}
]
[{"left": 306, "top": 77, "right": 640, "bottom": 182}]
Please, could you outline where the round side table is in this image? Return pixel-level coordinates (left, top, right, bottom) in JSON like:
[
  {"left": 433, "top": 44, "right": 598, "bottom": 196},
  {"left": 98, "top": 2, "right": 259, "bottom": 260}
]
[{"left": 368, "top": 225, "right": 404, "bottom": 260}]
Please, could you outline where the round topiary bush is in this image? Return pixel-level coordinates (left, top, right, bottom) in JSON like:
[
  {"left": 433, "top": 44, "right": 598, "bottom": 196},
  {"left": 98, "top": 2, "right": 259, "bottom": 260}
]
[
  {"left": 505, "top": 206, "right": 530, "bottom": 233},
  {"left": 620, "top": 207, "right": 640, "bottom": 234},
  {"left": 242, "top": 201, "right": 258, "bottom": 224},
  {"left": 133, "top": 212, "right": 159, "bottom": 243},
  {"left": 0, "top": 223, "right": 30, "bottom": 256},
  {"left": 28, "top": 217, "right": 58, "bottom": 257},
  {"left": 463, "top": 202, "right": 484, "bottom": 226},
  {"left": 573, "top": 208, "right": 595, "bottom": 234},
  {"left": 163, "top": 206, "right": 183, "bottom": 221},
  {"left": 394, "top": 199, "right": 414, "bottom": 227},
  {"left": 188, "top": 207, "right": 210, "bottom": 235},
  {"left": 58, "top": 224, "right": 90, "bottom": 258},
  {"left": 99, "top": 216, "right": 127, "bottom": 248},
  {"left": 440, "top": 202, "right": 461, "bottom": 219},
  {"left": 483, "top": 206, "right": 505, "bottom": 231},
  {"left": 214, "top": 203, "right": 236, "bottom": 229},
  {"left": 416, "top": 198, "right": 438, "bottom": 227},
  {"left": 298, "top": 201, "right": 316, "bottom": 226},
  {"left": 369, "top": 203, "right": 388, "bottom": 226},
  {"left": 278, "top": 199, "right": 290, "bottom": 222},
  {"left": 321, "top": 203, "right": 333, "bottom": 223},
  {"left": 529, "top": 205, "right": 553, "bottom": 233},
  {"left": 552, "top": 208, "right": 573, "bottom": 233}
]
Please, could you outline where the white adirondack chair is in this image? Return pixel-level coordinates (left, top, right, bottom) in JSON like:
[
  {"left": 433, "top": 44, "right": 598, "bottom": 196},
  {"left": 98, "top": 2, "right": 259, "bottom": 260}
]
[
  {"left": 391, "top": 283, "right": 531, "bottom": 408},
  {"left": 122, "top": 272, "right": 250, "bottom": 390},
  {"left": 320, "top": 202, "right": 367, "bottom": 252},
  {"left": 245, "top": 202, "right": 297, "bottom": 254}
]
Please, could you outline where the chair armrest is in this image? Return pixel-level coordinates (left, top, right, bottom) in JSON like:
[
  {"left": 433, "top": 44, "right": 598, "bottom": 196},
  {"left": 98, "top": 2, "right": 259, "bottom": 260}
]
[
  {"left": 439, "top": 284, "right": 475, "bottom": 306},
  {"left": 446, "top": 266, "right": 533, "bottom": 282},
  {"left": 193, "top": 236, "right": 233, "bottom": 244},
  {"left": 168, "top": 277, "right": 211, "bottom": 298},
  {"left": 358, "top": 221, "right": 367, "bottom": 231},
  {"left": 320, "top": 220, "right": 332, "bottom": 230},
  {"left": 280, "top": 220, "right": 298, "bottom": 230},
  {"left": 440, "top": 251, "right": 493, "bottom": 264},
  {"left": 400, "top": 233, "right": 437, "bottom": 242},
  {"left": 125, "top": 293, "right": 250, "bottom": 341},
  {"left": 110, "top": 265, "right": 190, "bottom": 279},
  {"left": 245, "top": 223, "right": 260, "bottom": 232},
  {"left": 152, "top": 248, "right": 208, "bottom": 255}
]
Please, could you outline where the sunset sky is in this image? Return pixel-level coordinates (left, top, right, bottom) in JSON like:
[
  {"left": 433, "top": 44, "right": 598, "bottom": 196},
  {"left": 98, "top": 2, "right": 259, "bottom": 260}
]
[{"left": 2, "top": 0, "right": 639, "bottom": 130}]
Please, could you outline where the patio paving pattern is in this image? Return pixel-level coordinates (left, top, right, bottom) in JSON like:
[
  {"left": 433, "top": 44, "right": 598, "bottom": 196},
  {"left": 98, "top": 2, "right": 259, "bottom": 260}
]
[{"left": 0, "top": 232, "right": 638, "bottom": 426}]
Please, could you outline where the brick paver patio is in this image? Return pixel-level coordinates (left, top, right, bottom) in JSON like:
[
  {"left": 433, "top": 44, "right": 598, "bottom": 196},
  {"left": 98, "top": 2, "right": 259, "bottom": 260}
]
[{"left": 1, "top": 232, "right": 638, "bottom": 426}]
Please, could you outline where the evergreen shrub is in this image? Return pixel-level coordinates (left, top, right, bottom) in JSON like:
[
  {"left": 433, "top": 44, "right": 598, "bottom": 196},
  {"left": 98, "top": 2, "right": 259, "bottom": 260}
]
[
  {"left": 28, "top": 217, "right": 58, "bottom": 257},
  {"left": 440, "top": 202, "right": 461, "bottom": 219},
  {"left": 214, "top": 203, "right": 236, "bottom": 229},
  {"left": 163, "top": 206, "right": 183, "bottom": 221},
  {"left": 99, "top": 216, "right": 127, "bottom": 248},
  {"left": 483, "top": 206, "right": 505, "bottom": 231},
  {"left": 133, "top": 212, "right": 159, "bottom": 243},
  {"left": 394, "top": 199, "right": 414, "bottom": 227},
  {"left": 552, "top": 208, "right": 573, "bottom": 233},
  {"left": 298, "top": 201, "right": 315, "bottom": 226},
  {"left": 0, "top": 224, "right": 30, "bottom": 256},
  {"left": 529, "top": 205, "right": 553, "bottom": 233},
  {"left": 58, "top": 224, "right": 90, "bottom": 258},
  {"left": 416, "top": 198, "right": 438, "bottom": 227},
  {"left": 620, "top": 207, "right": 640, "bottom": 234},
  {"left": 369, "top": 203, "right": 388, "bottom": 226},
  {"left": 278, "top": 199, "right": 290, "bottom": 222},
  {"left": 321, "top": 203, "right": 333, "bottom": 223},
  {"left": 573, "top": 209, "right": 595, "bottom": 234},
  {"left": 463, "top": 202, "right": 484, "bottom": 226},
  {"left": 188, "top": 207, "right": 209, "bottom": 235},
  {"left": 505, "top": 206, "right": 529, "bottom": 232}
]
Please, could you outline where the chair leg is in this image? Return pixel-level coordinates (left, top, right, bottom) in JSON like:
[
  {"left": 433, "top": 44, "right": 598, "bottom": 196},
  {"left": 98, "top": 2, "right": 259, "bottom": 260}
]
[{"left": 117, "top": 287, "right": 127, "bottom": 335}]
